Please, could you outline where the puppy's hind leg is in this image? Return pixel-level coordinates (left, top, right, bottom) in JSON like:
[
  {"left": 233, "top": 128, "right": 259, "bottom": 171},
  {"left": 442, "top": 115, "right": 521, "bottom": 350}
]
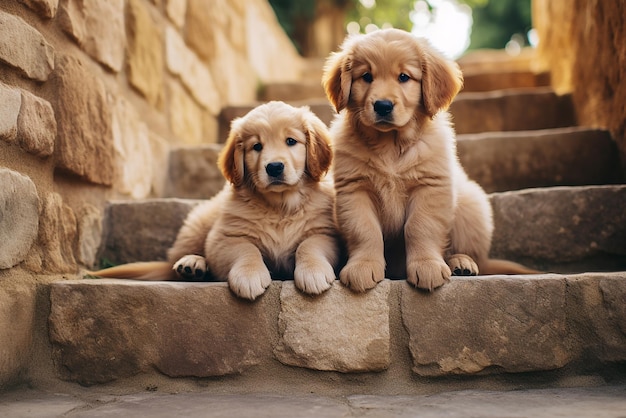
[{"left": 448, "top": 179, "right": 493, "bottom": 276}]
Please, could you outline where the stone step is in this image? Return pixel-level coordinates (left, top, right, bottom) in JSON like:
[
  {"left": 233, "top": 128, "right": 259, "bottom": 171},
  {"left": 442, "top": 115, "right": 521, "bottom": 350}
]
[
  {"left": 163, "top": 127, "right": 621, "bottom": 199},
  {"left": 257, "top": 80, "right": 325, "bottom": 103},
  {"left": 219, "top": 87, "right": 576, "bottom": 141},
  {"left": 458, "top": 127, "right": 623, "bottom": 193},
  {"left": 48, "top": 272, "right": 626, "bottom": 386},
  {"left": 462, "top": 70, "right": 551, "bottom": 92},
  {"left": 450, "top": 87, "right": 576, "bottom": 134},
  {"left": 97, "top": 185, "right": 626, "bottom": 272}
]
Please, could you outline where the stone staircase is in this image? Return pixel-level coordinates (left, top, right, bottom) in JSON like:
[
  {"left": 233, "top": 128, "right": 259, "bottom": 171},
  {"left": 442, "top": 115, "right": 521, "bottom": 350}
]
[{"left": 47, "top": 54, "right": 626, "bottom": 393}]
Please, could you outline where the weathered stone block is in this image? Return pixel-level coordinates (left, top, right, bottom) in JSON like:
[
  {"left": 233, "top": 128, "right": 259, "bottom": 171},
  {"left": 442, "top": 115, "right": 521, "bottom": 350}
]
[
  {"left": 274, "top": 281, "right": 390, "bottom": 372},
  {"left": 165, "top": 26, "right": 221, "bottom": 114},
  {"left": 51, "top": 55, "right": 114, "bottom": 185},
  {"left": 402, "top": 276, "right": 571, "bottom": 376},
  {"left": 112, "top": 97, "right": 153, "bottom": 198},
  {"left": 164, "top": 145, "right": 225, "bottom": 199},
  {"left": 17, "top": 90, "right": 56, "bottom": 158},
  {"left": 490, "top": 185, "right": 626, "bottom": 268},
  {"left": 0, "top": 82, "right": 20, "bottom": 143},
  {"left": 458, "top": 127, "right": 621, "bottom": 193},
  {"left": 98, "top": 199, "right": 199, "bottom": 265},
  {"left": 19, "top": 0, "right": 59, "bottom": 18},
  {"left": 0, "top": 11, "right": 54, "bottom": 81},
  {"left": 49, "top": 280, "right": 274, "bottom": 385},
  {"left": 58, "top": 0, "right": 125, "bottom": 72},
  {"left": 24, "top": 193, "right": 77, "bottom": 274},
  {"left": 451, "top": 88, "right": 576, "bottom": 135},
  {"left": 127, "top": 0, "right": 164, "bottom": 108},
  {"left": 167, "top": 81, "right": 205, "bottom": 144},
  {"left": 0, "top": 276, "right": 36, "bottom": 389},
  {"left": 0, "top": 168, "right": 39, "bottom": 270},
  {"left": 75, "top": 204, "right": 102, "bottom": 268},
  {"left": 565, "top": 273, "right": 626, "bottom": 363}
]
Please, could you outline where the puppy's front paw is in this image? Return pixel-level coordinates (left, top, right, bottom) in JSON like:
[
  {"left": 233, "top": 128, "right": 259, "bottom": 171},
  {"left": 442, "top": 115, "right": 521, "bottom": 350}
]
[
  {"left": 173, "top": 255, "right": 208, "bottom": 280},
  {"left": 228, "top": 264, "right": 272, "bottom": 301},
  {"left": 294, "top": 259, "right": 335, "bottom": 295},
  {"left": 447, "top": 253, "right": 479, "bottom": 276},
  {"left": 339, "top": 259, "right": 385, "bottom": 292},
  {"left": 407, "top": 259, "right": 451, "bottom": 291}
]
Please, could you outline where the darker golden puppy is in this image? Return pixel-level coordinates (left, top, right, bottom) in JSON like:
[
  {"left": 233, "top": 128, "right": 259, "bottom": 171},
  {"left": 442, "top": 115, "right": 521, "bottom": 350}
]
[
  {"left": 92, "top": 101, "right": 340, "bottom": 300},
  {"left": 322, "top": 29, "right": 535, "bottom": 292}
]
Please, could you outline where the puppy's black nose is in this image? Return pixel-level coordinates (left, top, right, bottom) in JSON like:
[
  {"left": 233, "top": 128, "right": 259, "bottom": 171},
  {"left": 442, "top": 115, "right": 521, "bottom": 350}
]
[
  {"left": 266, "top": 162, "right": 284, "bottom": 177},
  {"left": 373, "top": 100, "right": 394, "bottom": 117}
]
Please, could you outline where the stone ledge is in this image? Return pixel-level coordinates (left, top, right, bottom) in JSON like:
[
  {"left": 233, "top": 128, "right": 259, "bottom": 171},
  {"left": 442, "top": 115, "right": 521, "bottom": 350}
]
[{"left": 48, "top": 273, "right": 626, "bottom": 386}]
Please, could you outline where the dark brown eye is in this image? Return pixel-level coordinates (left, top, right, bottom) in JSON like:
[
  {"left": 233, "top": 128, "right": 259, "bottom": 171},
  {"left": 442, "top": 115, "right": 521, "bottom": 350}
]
[
  {"left": 286, "top": 137, "right": 297, "bottom": 146},
  {"left": 398, "top": 73, "right": 410, "bottom": 83},
  {"left": 362, "top": 72, "right": 373, "bottom": 83},
  {"left": 252, "top": 143, "right": 263, "bottom": 152}
]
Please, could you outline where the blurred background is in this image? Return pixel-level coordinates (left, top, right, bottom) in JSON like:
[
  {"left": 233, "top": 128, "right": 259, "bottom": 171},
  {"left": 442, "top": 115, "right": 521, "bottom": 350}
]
[{"left": 268, "top": 0, "right": 533, "bottom": 59}]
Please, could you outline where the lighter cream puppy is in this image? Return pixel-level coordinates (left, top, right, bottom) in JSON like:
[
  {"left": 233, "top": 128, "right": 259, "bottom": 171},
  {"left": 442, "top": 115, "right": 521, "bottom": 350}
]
[
  {"left": 92, "top": 102, "right": 339, "bottom": 300},
  {"left": 323, "top": 29, "right": 533, "bottom": 293}
]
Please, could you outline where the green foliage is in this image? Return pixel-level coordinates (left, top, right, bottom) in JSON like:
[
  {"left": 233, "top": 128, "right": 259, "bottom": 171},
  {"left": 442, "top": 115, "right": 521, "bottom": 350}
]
[
  {"left": 345, "top": 0, "right": 413, "bottom": 31},
  {"left": 465, "top": 0, "right": 532, "bottom": 50}
]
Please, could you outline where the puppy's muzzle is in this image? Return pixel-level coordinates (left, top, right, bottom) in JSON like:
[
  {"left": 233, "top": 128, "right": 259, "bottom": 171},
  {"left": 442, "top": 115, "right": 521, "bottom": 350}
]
[
  {"left": 266, "top": 162, "right": 285, "bottom": 178},
  {"left": 373, "top": 100, "right": 394, "bottom": 117}
]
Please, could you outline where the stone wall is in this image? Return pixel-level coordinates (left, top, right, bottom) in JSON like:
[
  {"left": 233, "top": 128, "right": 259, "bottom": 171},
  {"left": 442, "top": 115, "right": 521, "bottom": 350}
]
[
  {"left": 532, "top": 0, "right": 626, "bottom": 174},
  {"left": 0, "top": 0, "right": 303, "bottom": 274}
]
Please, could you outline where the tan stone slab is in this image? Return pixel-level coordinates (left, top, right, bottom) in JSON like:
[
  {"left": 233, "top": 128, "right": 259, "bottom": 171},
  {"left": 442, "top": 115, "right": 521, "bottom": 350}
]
[
  {"left": 490, "top": 185, "right": 626, "bottom": 271},
  {"left": 458, "top": 127, "right": 621, "bottom": 193},
  {"left": 49, "top": 280, "right": 275, "bottom": 385},
  {"left": 0, "top": 11, "right": 54, "bottom": 81},
  {"left": 0, "top": 82, "right": 20, "bottom": 143},
  {"left": 450, "top": 87, "right": 576, "bottom": 134},
  {"left": 98, "top": 199, "right": 199, "bottom": 265},
  {"left": 402, "top": 275, "right": 571, "bottom": 376},
  {"left": 17, "top": 90, "right": 56, "bottom": 158},
  {"left": 274, "top": 281, "right": 390, "bottom": 372},
  {"left": 462, "top": 70, "right": 550, "bottom": 92}
]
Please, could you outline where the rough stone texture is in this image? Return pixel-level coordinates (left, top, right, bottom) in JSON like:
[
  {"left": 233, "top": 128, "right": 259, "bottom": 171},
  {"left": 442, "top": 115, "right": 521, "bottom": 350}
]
[
  {"left": 19, "top": 0, "right": 59, "bottom": 18},
  {"left": 58, "top": 0, "right": 125, "bottom": 72},
  {"left": 461, "top": 70, "right": 551, "bottom": 93},
  {"left": 490, "top": 185, "right": 626, "bottom": 271},
  {"left": 49, "top": 280, "right": 273, "bottom": 385},
  {"left": 458, "top": 127, "right": 622, "bottom": 193},
  {"left": 258, "top": 81, "right": 325, "bottom": 103},
  {"left": 402, "top": 276, "right": 571, "bottom": 376},
  {"left": 450, "top": 88, "right": 576, "bottom": 135},
  {"left": 533, "top": 0, "right": 626, "bottom": 176},
  {"left": 0, "top": 278, "right": 36, "bottom": 390},
  {"left": 17, "top": 90, "right": 56, "bottom": 158},
  {"left": 0, "top": 82, "right": 21, "bottom": 144},
  {"left": 165, "top": 0, "right": 187, "bottom": 28},
  {"left": 165, "top": 25, "right": 221, "bottom": 114},
  {"left": 0, "top": 11, "right": 54, "bottom": 81},
  {"left": 23, "top": 192, "right": 77, "bottom": 274},
  {"left": 167, "top": 81, "right": 205, "bottom": 144},
  {"left": 164, "top": 144, "right": 225, "bottom": 199},
  {"left": 0, "top": 168, "right": 39, "bottom": 270},
  {"left": 566, "top": 274, "right": 626, "bottom": 364},
  {"left": 274, "top": 281, "right": 390, "bottom": 372},
  {"left": 98, "top": 199, "right": 198, "bottom": 265},
  {"left": 112, "top": 97, "right": 153, "bottom": 199},
  {"left": 51, "top": 55, "right": 114, "bottom": 186},
  {"left": 127, "top": 0, "right": 164, "bottom": 108},
  {"left": 75, "top": 204, "right": 102, "bottom": 268}
]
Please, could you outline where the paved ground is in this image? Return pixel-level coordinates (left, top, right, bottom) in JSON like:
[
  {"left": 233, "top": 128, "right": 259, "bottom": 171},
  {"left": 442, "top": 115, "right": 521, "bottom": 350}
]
[{"left": 2, "top": 385, "right": 626, "bottom": 417}]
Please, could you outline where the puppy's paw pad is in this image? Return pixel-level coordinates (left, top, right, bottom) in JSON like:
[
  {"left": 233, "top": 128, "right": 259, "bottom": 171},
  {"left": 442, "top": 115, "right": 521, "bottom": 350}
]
[
  {"left": 407, "top": 259, "right": 451, "bottom": 291},
  {"left": 448, "top": 254, "right": 478, "bottom": 276},
  {"left": 173, "top": 255, "right": 207, "bottom": 280},
  {"left": 339, "top": 260, "right": 385, "bottom": 292},
  {"left": 295, "top": 260, "right": 335, "bottom": 295}
]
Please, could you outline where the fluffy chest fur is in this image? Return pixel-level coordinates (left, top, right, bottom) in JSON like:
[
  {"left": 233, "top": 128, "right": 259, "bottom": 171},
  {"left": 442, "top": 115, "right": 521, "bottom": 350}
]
[{"left": 332, "top": 112, "right": 456, "bottom": 234}]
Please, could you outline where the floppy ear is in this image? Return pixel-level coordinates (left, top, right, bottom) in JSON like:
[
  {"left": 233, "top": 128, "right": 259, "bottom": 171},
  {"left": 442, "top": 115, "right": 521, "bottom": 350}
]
[
  {"left": 418, "top": 39, "right": 464, "bottom": 117},
  {"left": 322, "top": 49, "right": 353, "bottom": 113},
  {"left": 218, "top": 119, "right": 245, "bottom": 187},
  {"left": 303, "top": 109, "right": 333, "bottom": 181}
]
